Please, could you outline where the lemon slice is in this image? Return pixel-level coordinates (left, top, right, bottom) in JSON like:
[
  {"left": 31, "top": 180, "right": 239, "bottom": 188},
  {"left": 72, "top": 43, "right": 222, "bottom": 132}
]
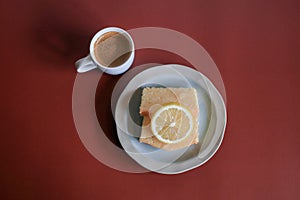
[{"left": 150, "top": 103, "right": 194, "bottom": 144}]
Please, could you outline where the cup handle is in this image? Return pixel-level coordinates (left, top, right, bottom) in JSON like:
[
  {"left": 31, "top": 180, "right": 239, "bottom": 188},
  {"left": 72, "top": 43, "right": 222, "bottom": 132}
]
[{"left": 75, "top": 55, "right": 97, "bottom": 73}]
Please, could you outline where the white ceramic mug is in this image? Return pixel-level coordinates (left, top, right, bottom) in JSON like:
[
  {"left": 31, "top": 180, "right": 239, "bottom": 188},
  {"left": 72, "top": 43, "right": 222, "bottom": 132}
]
[{"left": 75, "top": 27, "right": 135, "bottom": 74}]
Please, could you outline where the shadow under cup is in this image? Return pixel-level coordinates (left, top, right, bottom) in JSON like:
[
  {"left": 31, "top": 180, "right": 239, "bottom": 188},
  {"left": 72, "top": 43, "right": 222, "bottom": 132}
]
[{"left": 91, "top": 31, "right": 133, "bottom": 68}]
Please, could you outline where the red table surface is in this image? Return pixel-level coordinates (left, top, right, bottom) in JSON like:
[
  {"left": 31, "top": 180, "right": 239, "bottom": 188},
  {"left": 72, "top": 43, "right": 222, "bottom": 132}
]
[{"left": 1, "top": 0, "right": 299, "bottom": 199}]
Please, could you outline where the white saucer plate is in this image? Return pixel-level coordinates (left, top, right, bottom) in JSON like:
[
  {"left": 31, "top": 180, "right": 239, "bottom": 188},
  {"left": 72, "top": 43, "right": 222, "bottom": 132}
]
[{"left": 114, "top": 64, "right": 227, "bottom": 174}]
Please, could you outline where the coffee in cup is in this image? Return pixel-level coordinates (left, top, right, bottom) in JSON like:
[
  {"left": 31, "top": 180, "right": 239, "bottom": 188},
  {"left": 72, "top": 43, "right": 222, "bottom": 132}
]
[
  {"left": 75, "top": 27, "right": 135, "bottom": 74},
  {"left": 93, "top": 31, "right": 132, "bottom": 68}
]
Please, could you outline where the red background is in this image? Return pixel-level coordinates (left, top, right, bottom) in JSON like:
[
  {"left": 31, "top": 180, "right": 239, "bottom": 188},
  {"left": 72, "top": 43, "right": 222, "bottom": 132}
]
[{"left": 1, "top": 0, "right": 299, "bottom": 199}]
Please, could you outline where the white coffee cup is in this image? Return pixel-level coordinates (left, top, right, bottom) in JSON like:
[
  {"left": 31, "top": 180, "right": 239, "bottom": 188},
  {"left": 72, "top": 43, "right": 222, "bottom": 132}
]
[{"left": 75, "top": 27, "right": 135, "bottom": 74}]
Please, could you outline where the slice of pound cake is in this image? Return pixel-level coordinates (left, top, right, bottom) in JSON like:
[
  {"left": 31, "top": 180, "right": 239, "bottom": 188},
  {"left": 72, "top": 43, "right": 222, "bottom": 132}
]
[{"left": 139, "top": 87, "right": 199, "bottom": 151}]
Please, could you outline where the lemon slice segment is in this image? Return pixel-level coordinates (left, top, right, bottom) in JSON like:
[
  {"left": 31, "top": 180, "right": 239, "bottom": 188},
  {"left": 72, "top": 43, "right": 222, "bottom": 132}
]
[{"left": 150, "top": 103, "right": 194, "bottom": 144}]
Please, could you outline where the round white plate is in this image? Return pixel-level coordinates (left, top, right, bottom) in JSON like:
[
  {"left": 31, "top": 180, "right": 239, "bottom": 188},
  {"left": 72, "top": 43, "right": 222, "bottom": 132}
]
[{"left": 114, "top": 64, "right": 227, "bottom": 174}]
